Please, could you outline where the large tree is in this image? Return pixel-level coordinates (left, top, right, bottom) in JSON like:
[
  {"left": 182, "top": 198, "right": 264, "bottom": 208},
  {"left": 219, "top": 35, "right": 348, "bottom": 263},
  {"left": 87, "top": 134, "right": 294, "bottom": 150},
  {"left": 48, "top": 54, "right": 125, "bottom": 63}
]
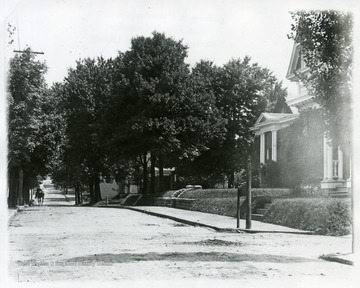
[
  {"left": 61, "top": 57, "right": 113, "bottom": 203},
  {"left": 108, "top": 32, "right": 225, "bottom": 194},
  {"left": 289, "top": 10, "right": 353, "bottom": 154},
  {"left": 7, "top": 48, "right": 49, "bottom": 207}
]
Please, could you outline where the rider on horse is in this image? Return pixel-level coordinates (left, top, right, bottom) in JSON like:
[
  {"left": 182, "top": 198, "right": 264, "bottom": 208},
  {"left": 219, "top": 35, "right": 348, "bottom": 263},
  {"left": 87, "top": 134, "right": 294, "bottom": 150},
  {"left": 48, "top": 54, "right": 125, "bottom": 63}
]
[{"left": 35, "top": 187, "right": 44, "bottom": 206}]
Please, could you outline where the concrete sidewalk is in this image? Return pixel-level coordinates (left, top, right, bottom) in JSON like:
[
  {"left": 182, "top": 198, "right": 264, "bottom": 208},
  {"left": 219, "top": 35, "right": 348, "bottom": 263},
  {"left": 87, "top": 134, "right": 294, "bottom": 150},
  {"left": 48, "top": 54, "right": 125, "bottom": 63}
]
[{"left": 115, "top": 205, "right": 314, "bottom": 234}]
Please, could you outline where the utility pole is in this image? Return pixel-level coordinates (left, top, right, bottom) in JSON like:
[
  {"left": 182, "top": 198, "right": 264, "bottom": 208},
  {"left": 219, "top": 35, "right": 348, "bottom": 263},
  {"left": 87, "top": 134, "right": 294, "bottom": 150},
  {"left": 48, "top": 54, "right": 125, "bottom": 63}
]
[{"left": 13, "top": 50, "right": 44, "bottom": 55}]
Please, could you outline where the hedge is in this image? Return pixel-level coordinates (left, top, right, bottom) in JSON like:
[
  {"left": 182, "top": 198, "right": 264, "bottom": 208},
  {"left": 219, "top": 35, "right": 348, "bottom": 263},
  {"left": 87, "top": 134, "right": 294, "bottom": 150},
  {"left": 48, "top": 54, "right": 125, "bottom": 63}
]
[
  {"left": 188, "top": 196, "right": 272, "bottom": 219},
  {"left": 179, "top": 189, "right": 237, "bottom": 199},
  {"left": 262, "top": 198, "right": 352, "bottom": 236},
  {"left": 154, "top": 189, "right": 352, "bottom": 236}
]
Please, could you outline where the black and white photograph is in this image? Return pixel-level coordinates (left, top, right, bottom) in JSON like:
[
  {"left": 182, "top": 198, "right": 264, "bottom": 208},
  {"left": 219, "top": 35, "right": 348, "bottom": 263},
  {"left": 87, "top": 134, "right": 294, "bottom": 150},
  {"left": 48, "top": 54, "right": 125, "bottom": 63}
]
[{"left": 1, "top": 0, "right": 359, "bottom": 287}]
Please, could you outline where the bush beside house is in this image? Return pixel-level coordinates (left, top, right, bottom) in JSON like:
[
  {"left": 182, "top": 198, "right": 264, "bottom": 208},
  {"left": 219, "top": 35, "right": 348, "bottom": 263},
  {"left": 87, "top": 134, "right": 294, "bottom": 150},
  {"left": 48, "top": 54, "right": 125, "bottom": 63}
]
[
  {"left": 251, "top": 109, "right": 326, "bottom": 191},
  {"left": 262, "top": 198, "right": 351, "bottom": 236}
]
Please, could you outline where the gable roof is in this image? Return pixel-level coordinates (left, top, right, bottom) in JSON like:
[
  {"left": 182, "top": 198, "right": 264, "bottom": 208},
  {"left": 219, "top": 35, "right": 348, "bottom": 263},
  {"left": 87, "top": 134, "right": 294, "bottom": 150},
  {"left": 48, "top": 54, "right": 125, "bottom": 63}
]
[
  {"left": 250, "top": 112, "right": 298, "bottom": 134},
  {"left": 286, "top": 42, "right": 309, "bottom": 81},
  {"left": 254, "top": 113, "right": 297, "bottom": 125}
]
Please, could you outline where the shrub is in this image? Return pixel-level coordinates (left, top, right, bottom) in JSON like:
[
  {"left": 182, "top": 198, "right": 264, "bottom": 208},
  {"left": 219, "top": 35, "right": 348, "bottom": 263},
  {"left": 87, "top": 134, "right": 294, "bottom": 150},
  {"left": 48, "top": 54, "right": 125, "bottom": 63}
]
[
  {"left": 262, "top": 198, "right": 352, "bottom": 236},
  {"left": 293, "top": 184, "right": 322, "bottom": 197},
  {"left": 188, "top": 196, "right": 270, "bottom": 218},
  {"left": 259, "top": 160, "right": 281, "bottom": 188},
  {"left": 276, "top": 109, "right": 324, "bottom": 188},
  {"left": 176, "top": 188, "right": 271, "bottom": 218},
  {"left": 190, "top": 197, "right": 242, "bottom": 217},
  {"left": 178, "top": 188, "right": 237, "bottom": 199}
]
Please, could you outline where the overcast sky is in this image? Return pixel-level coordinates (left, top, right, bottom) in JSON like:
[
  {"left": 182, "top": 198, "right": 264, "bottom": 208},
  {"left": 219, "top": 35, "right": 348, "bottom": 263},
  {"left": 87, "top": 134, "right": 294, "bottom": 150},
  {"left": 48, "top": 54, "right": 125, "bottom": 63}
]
[{"left": 2, "top": 0, "right": 358, "bottom": 96}]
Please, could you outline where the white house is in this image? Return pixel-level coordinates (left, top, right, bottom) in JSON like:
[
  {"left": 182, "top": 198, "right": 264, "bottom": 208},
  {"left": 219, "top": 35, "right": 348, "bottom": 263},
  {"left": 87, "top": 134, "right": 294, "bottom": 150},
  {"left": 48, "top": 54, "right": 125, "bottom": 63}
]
[{"left": 251, "top": 42, "right": 351, "bottom": 196}]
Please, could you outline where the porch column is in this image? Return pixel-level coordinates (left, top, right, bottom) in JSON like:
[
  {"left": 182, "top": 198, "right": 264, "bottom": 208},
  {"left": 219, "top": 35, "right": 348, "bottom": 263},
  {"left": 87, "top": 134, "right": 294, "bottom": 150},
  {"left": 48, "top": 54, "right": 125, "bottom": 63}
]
[
  {"left": 349, "top": 158, "right": 352, "bottom": 180},
  {"left": 327, "top": 140, "right": 333, "bottom": 180},
  {"left": 323, "top": 135, "right": 328, "bottom": 180},
  {"left": 347, "top": 157, "right": 352, "bottom": 188},
  {"left": 260, "top": 133, "right": 265, "bottom": 164},
  {"left": 338, "top": 147, "right": 344, "bottom": 180},
  {"left": 271, "top": 130, "right": 277, "bottom": 161}
]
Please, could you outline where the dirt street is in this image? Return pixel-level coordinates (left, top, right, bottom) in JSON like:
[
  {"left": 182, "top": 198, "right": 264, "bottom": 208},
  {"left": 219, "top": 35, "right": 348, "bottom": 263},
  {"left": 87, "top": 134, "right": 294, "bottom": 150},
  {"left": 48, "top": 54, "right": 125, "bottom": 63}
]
[{"left": 6, "top": 186, "right": 357, "bottom": 286}]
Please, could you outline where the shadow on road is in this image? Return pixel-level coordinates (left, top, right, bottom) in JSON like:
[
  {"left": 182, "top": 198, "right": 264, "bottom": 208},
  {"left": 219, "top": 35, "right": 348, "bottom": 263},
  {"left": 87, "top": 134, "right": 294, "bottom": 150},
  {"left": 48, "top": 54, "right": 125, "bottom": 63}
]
[{"left": 65, "top": 252, "right": 321, "bottom": 264}]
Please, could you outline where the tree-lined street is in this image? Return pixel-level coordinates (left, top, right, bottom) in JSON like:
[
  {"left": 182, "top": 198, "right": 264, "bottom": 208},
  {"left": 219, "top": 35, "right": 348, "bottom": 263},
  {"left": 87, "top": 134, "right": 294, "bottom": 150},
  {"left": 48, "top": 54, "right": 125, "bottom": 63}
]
[
  {"left": 5, "top": 4, "right": 357, "bottom": 286},
  {"left": 7, "top": 185, "right": 355, "bottom": 284}
]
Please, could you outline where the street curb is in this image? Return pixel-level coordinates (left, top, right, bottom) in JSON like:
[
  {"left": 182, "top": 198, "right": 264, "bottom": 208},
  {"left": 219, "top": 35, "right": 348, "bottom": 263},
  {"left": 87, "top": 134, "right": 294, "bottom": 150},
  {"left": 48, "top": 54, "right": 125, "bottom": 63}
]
[
  {"left": 125, "top": 206, "right": 243, "bottom": 233},
  {"left": 8, "top": 205, "right": 28, "bottom": 225},
  {"left": 63, "top": 192, "right": 72, "bottom": 204},
  {"left": 123, "top": 206, "right": 315, "bottom": 235},
  {"left": 319, "top": 254, "right": 354, "bottom": 266},
  {"left": 7, "top": 209, "right": 18, "bottom": 225}
]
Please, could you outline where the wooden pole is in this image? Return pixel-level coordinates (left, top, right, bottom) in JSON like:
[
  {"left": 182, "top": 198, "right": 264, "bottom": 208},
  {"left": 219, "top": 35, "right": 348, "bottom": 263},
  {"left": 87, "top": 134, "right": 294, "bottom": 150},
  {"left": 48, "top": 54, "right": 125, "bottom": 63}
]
[
  {"left": 246, "top": 156, "right": 252, "bottom": 229},
  {"left": 237, "top": 186, "right": 241, "bottom": 228}
]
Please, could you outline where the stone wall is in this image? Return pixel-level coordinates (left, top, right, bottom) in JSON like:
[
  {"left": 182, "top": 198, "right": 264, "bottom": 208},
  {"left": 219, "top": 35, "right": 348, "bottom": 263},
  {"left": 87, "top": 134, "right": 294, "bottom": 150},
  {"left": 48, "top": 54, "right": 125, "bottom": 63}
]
[{"left": 154, "top": 197, "right": 196, "bottom": 210}]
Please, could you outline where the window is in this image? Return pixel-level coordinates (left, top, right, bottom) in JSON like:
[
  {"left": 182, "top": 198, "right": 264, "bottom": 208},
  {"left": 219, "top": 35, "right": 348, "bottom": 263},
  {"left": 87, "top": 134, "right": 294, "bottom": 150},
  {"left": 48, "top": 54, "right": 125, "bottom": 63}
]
[{"left": 265, "top": 132, "right": 272, "bottom": 163}]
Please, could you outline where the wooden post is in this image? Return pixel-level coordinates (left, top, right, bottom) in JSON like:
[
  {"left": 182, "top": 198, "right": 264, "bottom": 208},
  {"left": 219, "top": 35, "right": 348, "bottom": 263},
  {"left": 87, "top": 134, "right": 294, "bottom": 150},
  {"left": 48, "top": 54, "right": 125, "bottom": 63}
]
[
  {"left": 150, "top": 152, "right": 156, "bottom": 194},
  {"left": 237, "top": 186, "right": 241, "bottom": 228},
  {"left": 246, "top": 156, "right": 252, "bottom": 229}
]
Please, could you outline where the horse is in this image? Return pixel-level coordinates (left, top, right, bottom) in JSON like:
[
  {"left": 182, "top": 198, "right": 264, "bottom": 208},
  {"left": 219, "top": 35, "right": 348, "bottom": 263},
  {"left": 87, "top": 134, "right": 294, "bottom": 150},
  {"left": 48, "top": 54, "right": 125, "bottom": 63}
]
[{"left": 35, "top": 189, "right": 44, "bottom": 206}]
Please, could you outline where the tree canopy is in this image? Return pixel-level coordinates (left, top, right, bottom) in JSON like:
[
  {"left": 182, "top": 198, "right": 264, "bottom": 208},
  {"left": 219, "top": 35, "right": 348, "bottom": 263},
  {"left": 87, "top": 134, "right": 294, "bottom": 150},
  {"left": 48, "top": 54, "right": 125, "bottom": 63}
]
[
  {"left": 176, "top": 57, "right": 288, "bottom": 187},
  {"left": 7, "top": 32, "right": 290, "bottom": 206},
  {"left": 107, "top": 32, "right": 226, "bottom": 193}
]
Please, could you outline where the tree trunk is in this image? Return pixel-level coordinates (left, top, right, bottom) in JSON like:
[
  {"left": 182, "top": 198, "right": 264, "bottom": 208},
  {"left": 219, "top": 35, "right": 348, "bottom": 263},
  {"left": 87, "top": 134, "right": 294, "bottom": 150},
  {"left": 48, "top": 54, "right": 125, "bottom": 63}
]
[
  {"left": 94, "top": 175, "right": 101, "bottom": 202},
  {"left": 227, "top": 170, "right": 235, "bottom": 188},
  {"left": 142, "top": 153, "right": 148, "bottom": 194},
  {"left": 8, "top": 168, "right": 18, "bottom": 208},
  {"left": 159, "top": 153, "right": 164, "bottom": 192},
  {"left": 89, "top": 177, "right": 95, "bottom": 202},
  {"left": 23, "top": 176, "right": 30, "bottom": 205},
  {"left": 18, "top": 169, "right": 24, "bottom": 205},
  {"left": 74, "top": 183, "right": 80, "bottom": 205},
  {"left": 150, "top": 152, "right": 156, "bottom": 194}
]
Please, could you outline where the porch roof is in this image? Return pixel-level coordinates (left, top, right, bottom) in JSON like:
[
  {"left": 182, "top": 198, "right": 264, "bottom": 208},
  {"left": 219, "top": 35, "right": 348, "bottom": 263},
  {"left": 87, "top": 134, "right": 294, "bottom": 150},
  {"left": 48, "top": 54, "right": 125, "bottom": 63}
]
[{"left": 250, "top": 112, "right": 298, "bottom": 134}]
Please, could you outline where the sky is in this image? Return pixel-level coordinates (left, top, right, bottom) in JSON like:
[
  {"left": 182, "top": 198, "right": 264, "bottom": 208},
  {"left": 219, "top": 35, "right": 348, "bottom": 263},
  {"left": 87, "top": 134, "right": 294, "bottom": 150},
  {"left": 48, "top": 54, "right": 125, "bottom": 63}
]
[
  {"left": 3, "top": 0, "right": 296, "bottom": 87},
  {"left": 2, "top": 0, "right": 358, "bottom": 94}
]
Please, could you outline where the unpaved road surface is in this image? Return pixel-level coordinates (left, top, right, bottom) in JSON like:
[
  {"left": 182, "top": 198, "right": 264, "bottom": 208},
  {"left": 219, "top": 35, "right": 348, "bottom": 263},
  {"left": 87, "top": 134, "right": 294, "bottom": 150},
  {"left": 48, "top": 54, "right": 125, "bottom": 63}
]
[{"left": 6, "top": 186, "right": 357, "bottom": 286}]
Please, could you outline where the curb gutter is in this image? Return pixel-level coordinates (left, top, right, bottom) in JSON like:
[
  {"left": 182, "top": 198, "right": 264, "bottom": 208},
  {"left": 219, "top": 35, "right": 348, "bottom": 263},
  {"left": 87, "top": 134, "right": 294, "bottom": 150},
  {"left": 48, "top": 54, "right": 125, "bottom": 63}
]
[
  {"left": 8, "top": 205, "right": 28, "bottom": 225},
  {"left": 319, "top": 254, "right": 354, "bottom": 266},
  {"left": 123, "top": 206, "right": 315, "bottom": 235}
]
